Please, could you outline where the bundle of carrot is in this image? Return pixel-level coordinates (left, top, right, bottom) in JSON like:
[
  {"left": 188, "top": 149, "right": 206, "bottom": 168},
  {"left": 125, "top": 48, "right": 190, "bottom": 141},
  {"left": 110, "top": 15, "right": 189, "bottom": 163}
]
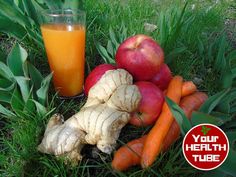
[{"left": 112, "top": 76, "right": 208, "bottom": 171}]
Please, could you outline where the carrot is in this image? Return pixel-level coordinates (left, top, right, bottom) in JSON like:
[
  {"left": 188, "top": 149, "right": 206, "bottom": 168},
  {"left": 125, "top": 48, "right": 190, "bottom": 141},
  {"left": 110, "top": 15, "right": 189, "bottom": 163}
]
[
  {"left": 181, "top": 81, "right": 197, "bottom": 97},
  {"left": 112, "top": 135, "right": 147, "bottom": 171},
  {"left": 112, "top": 92, "right": 208, "bottom": 171},
  {"left": 163, "top": 81, "right": 197, "bottom": 96},
  {"left": 141, "top": 76, "right": 183, "bottom": 168},
  {"left": 162, "top": 92, "right": 208, "bottom": 151}
]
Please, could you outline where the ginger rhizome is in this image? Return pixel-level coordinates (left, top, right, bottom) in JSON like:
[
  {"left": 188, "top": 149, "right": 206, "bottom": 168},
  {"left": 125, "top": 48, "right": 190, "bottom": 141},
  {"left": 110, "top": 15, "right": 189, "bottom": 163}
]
[{"left": 38, "top": 69, "right": 141, "bottom": 163}]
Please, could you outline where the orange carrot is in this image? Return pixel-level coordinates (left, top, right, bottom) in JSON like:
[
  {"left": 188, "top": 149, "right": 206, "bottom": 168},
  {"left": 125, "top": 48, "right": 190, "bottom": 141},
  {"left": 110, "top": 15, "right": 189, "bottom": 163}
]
[
  {"left": 162, "top": 92, "right": 208, "bottom": 151},
  {"left": 141, "top": 76, "right": 183, "bottom": 168},
  {"left": 112, "top": 92, "right": 208, "bottom": 171},
  {"left": 112, "top": 135, "right": 147, "bottom": 171},
  {"left": 181, "top": 81, "right": 197, "bottom": 97},
  {"left": 163, "top": 81, "right": 197, "bottom": 96}
]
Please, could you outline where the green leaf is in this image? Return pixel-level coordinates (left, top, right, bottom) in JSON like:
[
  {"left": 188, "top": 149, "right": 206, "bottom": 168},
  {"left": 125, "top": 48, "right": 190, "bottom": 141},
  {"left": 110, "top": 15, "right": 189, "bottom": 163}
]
[
  {"left": 214, "top": 34, "right": 227, "bottom": 71},
  {"left": 107, "top": 40, "right": 114, "bottom": 57},
  {"left": 201, "top": 170, "right": 226, "bottom": 177},
  {"left": 0, "top": 104, "right": 15, "bottom": 117},
  {"left": 0, "top": 62, "right": 15, "bottom": 81},
  {"left": 198, "top": 37, "right": 204, "bottom": 56},
  {"left": 166, "top": 46, "right": 187, "bottom": 64},
  {"left": 21, "top": 0, "right": 40, "bottom": 26},
  {"left": 26, "top": 27, "right": 44, "bottom": 49},
  {"left": 0, "top": 0, "right": 31, "bottom": 27},
  {"left": 63, "top": 0, "right": 81, "bottom": 9},
  {"left": 0, "top": 90, "right": 13, "bottom": 103},
  {"left": 0, "top": 77, "right": 15, "bottom": 91},
  {"left": 0, "top": 16, "right": 26, "bottom": 39},
  {"left": 218, "top": 131, "right": 236, "bottom": 176},
  {"left": 96, "top": 43, "right": 115, "bottom": 64},
  {"left": 199, "top": 88, "right": 231, "bottom": 114},
  {"left": 191, "top": 111, "right": 225, "bottom": 126},
  {"left": 36, "top": 73, "right": 52, "bottom": 106},
  {"left": 28, "top": 62, "right": 43, "bottom": 91},
  {"left": 221, "top": 57, "right": 233, "bottom": 89},
  {"left": 216, "top": 93, "right": 231, "bottom": 114},
  {"left": 165, "top": 96, "right": 192, "bottom": 135},
  {"left": 14, "top": 76, "right": 30, "bottom": 103},
  {"left": 42, "top": 0, "right": 63, "bottom": 10},
  {"left": 32, "top": 100, "right": 47, "bottom": 116},
  {"left": 10, "top": 87, "right": 24, "bottom": 115},
  {"left": 109, "top": 27, "right": 119, "bottom": 49},
  {"left": 7, "top": 43, "right": 28, "bottom": 76},
  {"left": 23, "top": 87, "right": 35, "bottom": 114},
  {"left": 0, "top": 49, "right": 6, "bottom": 63},
  {"left": 231, "top": 67, "right": 236, "bottom": 79}
]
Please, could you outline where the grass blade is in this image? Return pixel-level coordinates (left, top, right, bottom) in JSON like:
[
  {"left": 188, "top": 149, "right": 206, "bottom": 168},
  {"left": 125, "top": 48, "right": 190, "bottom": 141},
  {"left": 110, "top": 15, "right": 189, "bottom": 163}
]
[
  {"left": 191, "top": 111, "right": 226, "bottom": 126},
  {"left": 0, "top": 104, "right": 15, "bottom": 117},
  {"left": 218, "top": 131, "right": 236, "bottom": 176},
  {"left": 199, "top": 88, "right": 231, "bottom": 114}
]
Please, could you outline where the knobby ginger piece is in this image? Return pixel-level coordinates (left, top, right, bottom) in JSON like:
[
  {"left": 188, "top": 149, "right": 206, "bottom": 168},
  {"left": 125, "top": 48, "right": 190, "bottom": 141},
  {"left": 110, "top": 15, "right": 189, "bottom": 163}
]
[
  {"left": 38, "top": 69, "right": 141, "bottom": 163},
  {"left": 84, "top": 69, "right": 133, "bottom": 108}
]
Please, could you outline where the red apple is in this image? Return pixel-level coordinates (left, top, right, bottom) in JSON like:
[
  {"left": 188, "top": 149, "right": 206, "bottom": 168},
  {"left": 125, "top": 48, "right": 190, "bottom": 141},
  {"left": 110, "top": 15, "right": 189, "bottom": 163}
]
[
  {"left": 150, "top": 64, "right": 172, "bottom": 90},
  {"left": 84, "top": 64, "right": 116, "bottom": 95},
  {"left": 115, "top": 34, "right": 164, "bottom": 81},
  {"left": 129, "top": 81, "right": 164, "bottom": 126}
]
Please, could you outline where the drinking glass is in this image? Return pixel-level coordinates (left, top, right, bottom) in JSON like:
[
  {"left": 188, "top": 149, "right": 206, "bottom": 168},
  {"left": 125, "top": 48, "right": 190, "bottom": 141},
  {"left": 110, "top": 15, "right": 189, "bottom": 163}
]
[{"left": 40, "top": 9, "right": 86, "bottom": 97}]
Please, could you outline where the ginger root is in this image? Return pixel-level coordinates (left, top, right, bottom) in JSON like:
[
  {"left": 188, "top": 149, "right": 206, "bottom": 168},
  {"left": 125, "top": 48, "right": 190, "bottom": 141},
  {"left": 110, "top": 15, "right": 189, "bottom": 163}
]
[{"left": 38, "top": 69, "right": 141, "bottom": 163}]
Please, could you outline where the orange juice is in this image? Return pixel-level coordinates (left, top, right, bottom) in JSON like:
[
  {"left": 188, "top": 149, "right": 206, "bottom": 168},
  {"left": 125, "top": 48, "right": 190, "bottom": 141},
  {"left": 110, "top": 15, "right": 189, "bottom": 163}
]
[{"left": 41, "top": 24, "right": 85, "bottom": 97}]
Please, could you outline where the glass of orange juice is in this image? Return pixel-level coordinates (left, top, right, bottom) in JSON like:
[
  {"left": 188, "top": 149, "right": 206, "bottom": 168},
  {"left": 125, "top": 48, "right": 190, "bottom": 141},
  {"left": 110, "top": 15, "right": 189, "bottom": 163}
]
[{"left": 40, "top": 9, "right": 86, "bottom": 97}]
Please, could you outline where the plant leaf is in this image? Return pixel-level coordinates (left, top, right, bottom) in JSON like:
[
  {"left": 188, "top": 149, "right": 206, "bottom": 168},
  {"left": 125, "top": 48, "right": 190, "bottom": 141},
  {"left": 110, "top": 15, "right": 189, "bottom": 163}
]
[
  {"left": 218, "top": 131, "right": 236, "bottom": 176},
  {"left": 36, "top": 73, "right": 52, "bottom": 106},
  {"left": 0, "top": 104, "right": 15, "bottom": 117},
  {"left": 21, "top": 0, "right": 40, "bottom": 26},
  {"left": 0, "top": 77, "right": 15, "bottom": 91},
  {"left": 10, "top": 87, "right": 24, "bottom": 115},
  {"left": 7, "top": 43, "right": 28, "bottom": 76},
  {"left": 0, "top": 16, "right": 26, "bottom": 40},
  {"left": 191, "top": 111, "right": 225, "bottom": 126},
  {"left": 166, "top": 46, "right": 187, "bottom": 64},
  {"left": 23, "top": 87, "right": 35, "bottom": 114},
  {"left": 0, "top": 90, "right": 13, "bottom": 103},
  {"left": 96, "top": 43, "right": 115, "bottom": 64},
  {"left": 32, "top": 100, "right": 47, "bottom": 116},
  {"left": 107, "top": 40, "right": 114, "bottom": 57},
  {"left": 0, "top": 62, "right": 15, "bottom": 81},
  {"left": 199, "top": 88, "right": 231, "bottom": 114},
  {"left": 214, "top": 34, "right": 227, "bottom": 71},
  {"left": 0, "top": 0, "right": 31, "bottom": 27},
  {"left": 63, "top": 0, "right": 81, "bottom": 9},
  {"left": 28, "top": 62, "right": 43, "bottom": 91},
  {"left": 109, "top": 27, "right": 119, "bottom": 49},
  {"left": 165, "top": 96, "right": 192, "bottom": 135},
  {"left": 14, "top": 76, "right": 30, "bottom": 103},
  {"left": 42, "top": 0, "right": 63, "bottom": 10},
  {"left": 220, "top": 56, "right": 233, "bottom": 89}
]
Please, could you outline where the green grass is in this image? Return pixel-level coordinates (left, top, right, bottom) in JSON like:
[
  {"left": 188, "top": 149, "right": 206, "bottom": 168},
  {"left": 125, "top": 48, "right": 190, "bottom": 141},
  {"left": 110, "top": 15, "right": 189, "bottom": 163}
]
[{"left": 0, "top": 0, "right": 236, "bottom": 176}]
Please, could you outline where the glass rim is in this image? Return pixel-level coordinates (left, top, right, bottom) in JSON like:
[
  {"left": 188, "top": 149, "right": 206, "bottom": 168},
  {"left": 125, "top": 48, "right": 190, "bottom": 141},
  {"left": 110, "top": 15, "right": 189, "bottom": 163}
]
[{"left": 41, "top": 9, "right": 85, "bottom": 17}]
